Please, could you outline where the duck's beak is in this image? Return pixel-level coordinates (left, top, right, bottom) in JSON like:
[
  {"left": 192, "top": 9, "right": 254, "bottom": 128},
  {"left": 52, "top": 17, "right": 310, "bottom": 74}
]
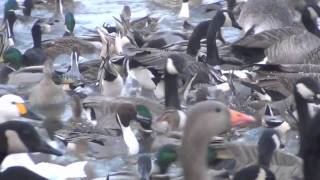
[
  {"left": 36, "top": 142, "right": 63, "bottom": 156},
  {"left": 17, "top": 103, "right": 42, "bottom": 121},
  {"left": 229, "top": 109, "right": 255, "bottom": 127}
]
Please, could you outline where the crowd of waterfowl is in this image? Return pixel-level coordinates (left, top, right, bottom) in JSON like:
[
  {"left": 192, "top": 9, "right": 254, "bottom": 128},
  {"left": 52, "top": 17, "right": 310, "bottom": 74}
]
[{"left": 1, "top": 0, "right": 320, "bottom": 179}]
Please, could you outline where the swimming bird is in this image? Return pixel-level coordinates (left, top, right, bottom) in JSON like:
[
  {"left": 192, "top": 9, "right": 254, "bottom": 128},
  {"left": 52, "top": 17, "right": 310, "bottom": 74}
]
[
  {"left": 42, "top": 12, "right": 99, "bottom": 60},
  {"left": 233, "top": 129, "right": 281, "bottom": 180},
  {"left": 99, "top": 58, "right": 124, "bottom": 97},
  {"left": 294, "top": 77, "right": 320, "bottom": 180},
  {"left": 0, "top": 120, "right": 62, "bottom": 164},
  {"left": 220, "top": 3, "right": 320, "bottom": 65},
  {"left": 28, "top": 60, "right": 67, "bottom": 122},
  {"left": 22, "top": 20, "right": 51, "bottom": 66},
  {"left": 237, "top": 0, "right": 294, "bottom": 34},
  {"left": 181, "top": 100, "right": 255, "bottom": 180},
  {"left": 0, "top": 94, "right": 42, "bottom": 122}
]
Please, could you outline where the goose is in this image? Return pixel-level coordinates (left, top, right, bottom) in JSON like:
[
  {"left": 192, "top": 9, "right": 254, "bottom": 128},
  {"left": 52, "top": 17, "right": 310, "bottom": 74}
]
[
  {"left": 218, "top": 3, "right": 320, "bottom": 66},
  {"left": 0, "top": 94, "right": 42, "bottom": 122},
  {"left": 237, "top": 0, "right": 294, "bottom": 34},
  {"left": 180, "top": 100, "right": 255, "bottom": 180},
  {"left": 293, "top": 77, "right": 320, "bottom": 179},
  {"left": 233, "top": 129, "right": 280, "bottom": 180}
]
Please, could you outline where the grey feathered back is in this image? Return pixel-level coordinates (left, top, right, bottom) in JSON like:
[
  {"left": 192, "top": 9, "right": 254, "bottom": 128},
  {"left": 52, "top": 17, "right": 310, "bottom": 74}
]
[{"left": 239, "top": 0, "right": 294, "bottom": 33}]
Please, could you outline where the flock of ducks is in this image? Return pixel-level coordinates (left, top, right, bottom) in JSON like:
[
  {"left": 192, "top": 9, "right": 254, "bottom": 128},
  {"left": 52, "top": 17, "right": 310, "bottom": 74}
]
[{"left": 1, "top": 0, "right": 320, "bottom": 179}]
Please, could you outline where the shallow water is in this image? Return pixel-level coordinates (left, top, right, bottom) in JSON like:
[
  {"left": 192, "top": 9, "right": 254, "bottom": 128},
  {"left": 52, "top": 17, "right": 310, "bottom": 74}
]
[{"left": 1, "top": 0, "right": 242, "bottom": 178}]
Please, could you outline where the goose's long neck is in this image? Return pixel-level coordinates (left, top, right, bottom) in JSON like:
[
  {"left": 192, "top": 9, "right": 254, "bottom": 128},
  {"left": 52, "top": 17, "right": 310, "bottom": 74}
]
[
  {"left": 187, "top": 20, "right": 210, "bottom": 56},
  {"left": 258, "top": 149, "right": 273, "bottom": 167},
  {"left": 206, "top": 15, "right": 223, "bottom": 66},
  {"left": 181, "top": 125, "right": 211, "bottom": 180},
  {"left": 303, "top": 16, "right": 320, "bottom": 37},
  {"left": 164, "top": 72, "right": 180, "bottom": 109},
  {"left": 294, "top": 91, "right": 310, "bottom": 156}
]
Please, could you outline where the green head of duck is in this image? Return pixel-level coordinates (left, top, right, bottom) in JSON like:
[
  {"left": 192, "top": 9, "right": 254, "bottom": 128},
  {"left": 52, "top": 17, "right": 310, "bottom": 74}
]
[
  {"left": 3, "top": 47, "right": 23, "bottom": 70},
  {"left": 64, "top": 12, "right": 75, "bottom": 36}
]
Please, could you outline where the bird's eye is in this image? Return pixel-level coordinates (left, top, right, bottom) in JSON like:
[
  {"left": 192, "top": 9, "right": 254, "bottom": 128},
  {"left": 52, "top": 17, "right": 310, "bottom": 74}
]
[
  {"left": 11, "top": 102, "right": 16, "bottom": 105},
  {"left": 215, "top": 108, "right": 221, "bottom": 112}
]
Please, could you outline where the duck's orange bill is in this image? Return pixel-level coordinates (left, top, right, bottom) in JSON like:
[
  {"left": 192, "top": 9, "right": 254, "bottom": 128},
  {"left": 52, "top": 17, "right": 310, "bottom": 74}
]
[
  {"left": 16, "top": 103, "right": 27, "bottom": 115},
  {"left": 229, "top": 109, "right": 255, "bottom": 127}
]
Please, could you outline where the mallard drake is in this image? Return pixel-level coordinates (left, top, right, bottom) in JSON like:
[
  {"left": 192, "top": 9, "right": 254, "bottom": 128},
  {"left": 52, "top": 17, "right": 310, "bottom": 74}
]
[
  {"left": 42, "top": 12, "right": 100, "bottom": 60},
  {"left": 0, "top": 94, "right": 42, "bottom": 122},
  {"left": 22, "top": 19, "right": 51, "bottom": 66}
]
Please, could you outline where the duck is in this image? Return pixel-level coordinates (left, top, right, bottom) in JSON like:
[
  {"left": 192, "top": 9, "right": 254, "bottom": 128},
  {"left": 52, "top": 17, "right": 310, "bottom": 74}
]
[
  {"left": 22, "top": 19, "right": 51, "bottom": 67},
  {"left": 233, "top": 129, "right": 281, "bottom": 180},
  {"left": 0, "top": 9, "right": 17, "bottom": 63},
  {"left": 0, "top": 120, "right": 63, "bottom": 179},
  {"left": 0, "top": 120, "right": 62, "bottom": 164},
  {"left": 99, "top": 57, "right": 124, "bottom": 97},
  {"left": 0, "top": 94, "right": 42, "bottom": 122},
  {"left": 121, "top": 9, "right": 242, "bottom": 97},
  {"left": 42, "top": 12, "right": 100, "bottom": 60},
  {"left": 0, "top": 166, "right": 48, "bottom": 180},
  {"left": 28, "top": 60, "right": 68, "bottom": 122},
  {"left": 293, "top": 77, "right": 320, "bottom": 179},
  {"left": 180, "top": 100, "right": 255, "bottom": 180},
  {"left": 0, "top": 47, "right": 21, "bottom": 83},
  {"left": 1, "top": 153, "right": 88, "bottom": 179}
]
